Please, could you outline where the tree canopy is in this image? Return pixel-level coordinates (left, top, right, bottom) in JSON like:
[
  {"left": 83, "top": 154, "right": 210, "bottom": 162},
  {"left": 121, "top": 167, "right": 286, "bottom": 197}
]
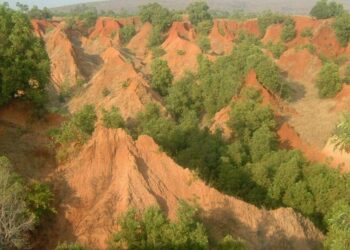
[
  {"left": 310, "top": 0, "right": 344, "bottom": 19},
  {"left": 0, "top": 4, "right": 50, "bottom": 108}
]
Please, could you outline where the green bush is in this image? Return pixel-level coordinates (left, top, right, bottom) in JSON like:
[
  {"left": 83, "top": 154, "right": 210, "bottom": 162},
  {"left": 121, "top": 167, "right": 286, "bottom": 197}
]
[
  {"left": 266, "top": 41, "right": 287, "bottom": 58},
  {"left": 139, "top": 3, "right": 174, "bottom": 32},
  {"left": 150, "top": 58, "right": 173, "bottom": 96},
  {"left": 301, "top": 27, "right": 313, "bottom": 38},
  {"left": 310, "top": 0, "right": 344, "bottom": 19},
  {"left": 333, "top": 12, "right": 350, "bottom": 47},
  {"left": 324, "top": 201, "right": 350, "bottom": 250},
  {"left": 196, "top": 19, "right": 214, "bottom": 35},
  {"left": 316, "top": 62, "right": 342, "bottom": 98},
  {"left": 50, "top": 104, "right": 97, "bottom": 145},
  {"left": 102, "top": 106, "right": 125, "bottom": 129},
  {"left": 186, "top": 1, "right": 212, "bottom": 26},
  {"left": 55, "top": 242, "right": 84, "bottom": 250},
  {"left": 344, "top": 65, "right": 350, "bottom": 84},
  {"left": 197, "top": 36, "right": 211, "bottom": 53},
  {"left": 26, "top": 182, "right": 55, "bottom": 223},
  {"left": 218, "top": 235, "right": 246, "bottom": 250},
  {"left": 148, "top": 25, "right": 164, "bottom": 48},
  {"left": 281, "top": 17, "right": 296, "bottom": 43},
  {"left": 151, "top": 47, "right": 166, "bottom": 57},
  {"left": 257, "top": 11, "right": 286, "bottom": 37},
  {"left": 109, "top": 201, "right": 208, "bottom": 250},
  {"left": 0, "top": 5, "right": 50, "bottom": 108},
  {"left": 332, "top": 113, "right": 350, "bottom": 152},
  {"left": 120, "top": 24, "right": 136, "bottom": 44}
]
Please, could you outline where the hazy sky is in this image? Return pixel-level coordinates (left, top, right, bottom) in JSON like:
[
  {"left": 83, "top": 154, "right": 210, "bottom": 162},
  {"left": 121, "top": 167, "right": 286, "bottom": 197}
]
[{"left": 2, "top": 0, "right": 102, "bottom": 8}]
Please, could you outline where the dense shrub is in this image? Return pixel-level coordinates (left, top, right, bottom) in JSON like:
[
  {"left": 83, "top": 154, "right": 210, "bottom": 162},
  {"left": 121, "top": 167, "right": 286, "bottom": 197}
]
[
  {"left": 316, "top": 62, "right": 342, "bottom": 98},
  {"left": 148, "top": 26, "right": 164, "bottom": 48},
  {"left": 0, "top": 4, "right": 50, "bottom": 108},
  {"left": 150, "top": 58, "right": 173, "bottom": 96},
  {"left": 102, "top": 106, "right": 125, "bottom": 129},
  {"left": 324, "top": 201, "right": 350, "bottom": 249},
  {"left": 197, "top": 36, "right": 211, "bottom": 53},
  {"left": 50, "top": 104, "right": 97, "bottom": 145},
  {"left": 109, "top": 201, "right": 208, "bottom": 250},
  {"left": 139, "top": 3, "right": 174, "bottom": 32},
  {"left": 186, "top": 1, "right": 212, "bottom": 26},
  {"left": 266, "top": 41, "right": 287, "bottom": 58},
  {"left": 55, "top": 242, "right": 84, "bottom": 250},
  {"left": 218, "top": 235, "right": 247, "bottom": 250},
  {"left": 257, "top": 11, "right": 286, "bottom": 37},
  {"left": 310, "top": 0, "right": 344, "bottom": 19},
  {"left": 332, "top": 113, "right": 350, "bottom": 152},
  {"left": 120, "top": 24, "right": 136, "bottom": 44},
  {"left": 301, "top": 27, "right": 313, "bottom": 38},
  {"left": 196, "top": 19, "right": 214, "bottom": 35},
  {"left": 281, "top": 17, "right": 296, "bottom": 42},
  {"left": 333, "top": 12, "right": 350, "bottom": 47}
]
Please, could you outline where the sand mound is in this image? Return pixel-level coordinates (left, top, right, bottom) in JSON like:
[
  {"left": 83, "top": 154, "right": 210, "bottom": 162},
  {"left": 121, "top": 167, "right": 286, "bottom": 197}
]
[
  {"left": 45, "top": 27, "right": 81, "bottom": 89},
  {"left": 311, "top": 20, "right": 343, "bottom": 58},
  {"left": 262, "top": 24, "right": 284, "bottom": 44},
  {"left": 277, "top": 48, "right": 322, "bottom": 83},
  {"left": 68, "top": 47, "right": 161, "bottom": 120},
  {"left": 162, "top": 21, "right": 201, "bottom": 78},
  {"left": 209, "top": 19, "right": 236, "bottom": 55},
  {"left": 127, "top": 22, "right": 152, "bottom": 58},
  {"left": 50, "top": 126, "right": 323, "bottom": 249},
  {"left": 83, "top": 17, "right": 121, "bottom": 54}
]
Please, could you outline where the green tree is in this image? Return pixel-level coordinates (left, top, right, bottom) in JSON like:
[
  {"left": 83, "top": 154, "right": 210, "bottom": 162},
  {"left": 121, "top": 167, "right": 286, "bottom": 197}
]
[
  {"left": 281, "top": 17, "right": 296, "bottom": 42},
  {"left": 55, "top": 242, "right": 85, "bottom": 250},
  {"left": 332, "top": 113, "right": 350, "bottom": 152},
  {"left": 333, "top": 12, "right": 350, "bottom": 47},
  {"left": 139, "top": 3, "right": 174, "bottom": 32},
  {"left": 324, "top": 201, "right": 350, "bottom": 250},
  {"left": 109, "top": 201, "right": 209, "bottom": 250},
  {"left": 186, "top": 1, "right": 212, "bottom": 26},
  {"left": 148, "top": 25, "right": 164, "bottom": 48},
  {"left": 197, "top": 36, "right": 211, "bottom": 53},
  {"left": 257, "top": 11, "right": 286, "bottom": 37},
  {"left": 0, "top": 4, "right": 50, "bottom": 108},
  {"left": 120, "top": 24, "right": 136, "bottom": 44},
  {"left": 266, "top": 41, "right": 286, "bottom": 59},
  {"left": 102, "top": 106, "right": 125, "bottom": 129},
  {"left": 316, "top": 62, "right": 342, "bottom": 98},
  {"left": 218, "top": 235, "right": 246, "bottom": 250},
  {"left": 310, "top": 0, "right": 344, "bottom": 19},
  {"left": 151, "top": 58, "right": 173, "bottom": 96}
]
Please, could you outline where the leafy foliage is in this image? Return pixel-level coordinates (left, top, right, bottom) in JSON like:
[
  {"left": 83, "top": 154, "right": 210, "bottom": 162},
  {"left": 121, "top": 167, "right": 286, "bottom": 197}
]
[
  {"left": 197, "top": 36, "right": 211, "bottom": 53},
  {"left": 0, "top": 4, "right": 50, "bottom": 108},
  {"left": 324, "top": 201, "right": 350, "bottom": 250},
  {"left": 151, "top": 58, "right": 173, "bottom": 96},
  {"left": 26, "top": 182, "right": 56, "bottom": 223},
  {"left": 139, "top": 3, "right": 174, "bottom": 32},
  {"left": 301, "top": 27, "right": 313, "bottom": 38},
  {"left": 218, "top": 235, "right": 247, "bottom": 250},
  {"left": 257, "top": 11, "right": 286, "bottom": 37},
  {"left": 102, "top": 106, "right": 125, "bottom": 129},
  {"left": 109, "top": 201, "right": 209, "bottom": 250},
  {"left": 186, "top": 1, "right": 213, "bottom": 26},
  {"left": 281, "top": 17, "right": 296, "bottom": 42},
  {"left": 333, "top": 12, "right": 350, "bottom": 47},
  {"left": 266, "top": 41, "right": 287, "bottom": 59},
  {"left": 316, "top": 62, "right": 342, "bottom": 98},
  {"left": 332, "top": 113, "right": 350, "bottom": 153},
  {"left": 148, "top": 25, "right": 164, "bottom": 48},
  {"left": 50, "top": 104, "right": 97, "bottom": 145},
  {"left": 120, "top": 24, "right": 136, "bottom": 44},
  {"left": 310, "top": 0, "right": 344, "bottom": 19},
  {"left": 55, "top": 242, "right": 85, "bottom": 250}
]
